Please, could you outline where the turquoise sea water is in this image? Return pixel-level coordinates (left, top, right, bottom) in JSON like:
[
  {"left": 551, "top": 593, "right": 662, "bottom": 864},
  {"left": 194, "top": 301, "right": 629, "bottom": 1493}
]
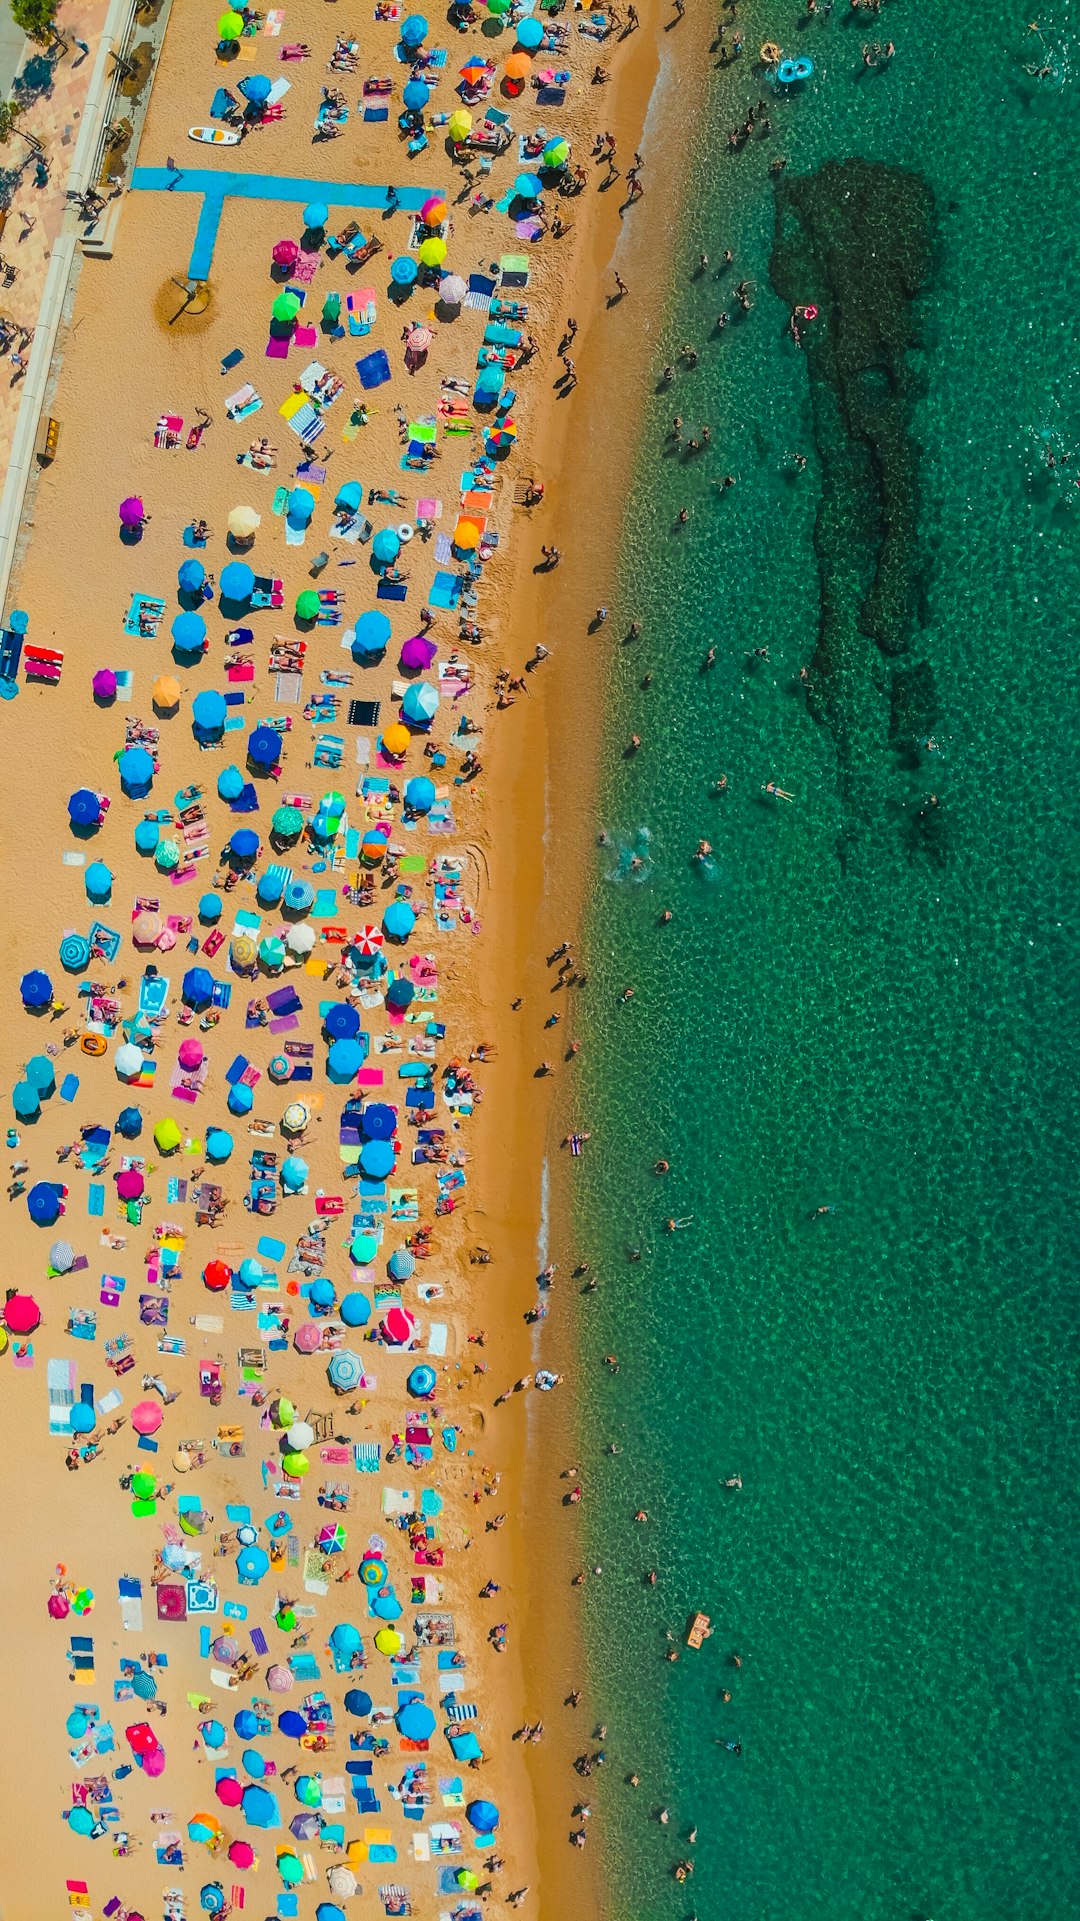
[{"left": 572, "top": 5, "right": 1080, "bottom": 1917}]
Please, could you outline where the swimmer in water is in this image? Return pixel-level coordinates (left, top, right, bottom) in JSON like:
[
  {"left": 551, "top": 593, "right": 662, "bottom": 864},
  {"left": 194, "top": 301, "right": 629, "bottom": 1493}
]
[{"left": 694, "top": 840, "right": 713, "bottom": 859}]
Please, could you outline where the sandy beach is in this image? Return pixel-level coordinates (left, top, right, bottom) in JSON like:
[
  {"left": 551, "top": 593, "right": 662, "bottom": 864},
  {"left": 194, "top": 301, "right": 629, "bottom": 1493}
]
[{"left": 0, "top": 0, "right": 700, "bottom": 1911}]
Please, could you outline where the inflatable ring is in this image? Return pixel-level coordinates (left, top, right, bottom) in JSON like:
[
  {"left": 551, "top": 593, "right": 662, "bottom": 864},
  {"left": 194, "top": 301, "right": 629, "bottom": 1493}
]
[
  {"left": 80, "top": 1034, "right": 108, "bottom": 1056},
  {"left": 760, "top": 40, "right": 781, "bottom": 64},
  {"left": 396, "top": 522, "right": 414, "bottom": 544}
]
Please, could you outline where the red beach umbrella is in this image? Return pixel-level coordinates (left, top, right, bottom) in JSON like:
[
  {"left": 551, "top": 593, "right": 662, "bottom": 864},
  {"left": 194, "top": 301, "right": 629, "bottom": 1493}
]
[
  {"left": 4, "top": 1292, "right": 41, "bottom": 1333},
  {"left": 355, "top": 925, "right": 383, "bottom": 955},
  {"left": 381, "top": 1305, "right": 415, "bottom": 1346},
  {"left": 203, "top": 1260, "right": 232, "bottom": 1292}
]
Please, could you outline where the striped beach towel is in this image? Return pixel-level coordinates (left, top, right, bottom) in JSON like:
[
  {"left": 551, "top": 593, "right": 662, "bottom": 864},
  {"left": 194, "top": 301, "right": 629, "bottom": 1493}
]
[{"left": 48, "top": 1356, "right": 76, "bottom": 1433}]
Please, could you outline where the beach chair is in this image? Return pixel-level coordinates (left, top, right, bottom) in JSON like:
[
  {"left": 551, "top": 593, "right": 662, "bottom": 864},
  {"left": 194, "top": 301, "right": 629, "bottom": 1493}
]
[{"left": 326, "top": 220, "right": 360, "bottom": 258}]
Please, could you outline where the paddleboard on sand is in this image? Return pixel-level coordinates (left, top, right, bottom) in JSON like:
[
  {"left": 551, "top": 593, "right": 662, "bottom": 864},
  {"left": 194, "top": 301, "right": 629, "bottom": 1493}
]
[{"left": 188, "top": 125, "right": 241, "bottom": 145}]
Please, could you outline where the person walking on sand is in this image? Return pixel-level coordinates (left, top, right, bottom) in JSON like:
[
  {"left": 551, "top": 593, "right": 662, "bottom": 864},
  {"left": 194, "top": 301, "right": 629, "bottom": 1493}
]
[{"left": 614, "top": 270, "right": 629, "bottom": 298}]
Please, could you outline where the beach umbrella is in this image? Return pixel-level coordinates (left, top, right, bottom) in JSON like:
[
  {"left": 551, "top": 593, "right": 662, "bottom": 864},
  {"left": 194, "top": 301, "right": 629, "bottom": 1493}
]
[
  {"left": 288, "top": 487, "right": 315, "bottom": 528},
  {"left": 406, "top": 324, "right": 434, "bottom": 355},
  {"left": 229, "top": 1840, "right": 255, "bottom": 1869},
  {"left": 203, "top": 1259, "right": 232, "bottom": 1292},
  {"left": 155, "top": 837, "right": 180, "bottom": 873},
  {"left": 132, "top": 907, "right": 163, "bottom": 944},
  {"left": 70, "top": 1403, "right": 96, "bottom": 1437},
  {"left": 119, "top": 495, "right": 144, "bottom": 527},
  {"left": 328, "top": 1037, "right": 363, "bottom": 1082},
  {"left": 457, "top": 1870, "right": 480, "bottom": 1891},
  {"left": 277, "top": 1853, "right": 304, "bottom": 1885},
  {"left": 154, "top": 1116, "right": 182, "bottom": 1152},
  {"left": 182, "top": 966, "right": 215, "bottom": 1008},
  {"left": 396, "top": 1699, "right": 436, "bottom": 1742},
  {"left": 68, "top": 787, "right": 101, "bottom": 827},
  {"left": 374, "top": 1628, "right": 402, "bottom": 1656},
  {"left": 199, "top": 893, "right": 223, "bottom": 926},
  {"left": 382, "top": 1305, "right": 415, "bottom": 1346},
  {"left": 383, "top": 900, "right": 416, "bottom": 941},
  {"left": 329, "top": 1621, "right": 361, "bottom": 1656},
  {"left": 228, "top": 503, "right": 262, "bottom": 544},
  {"left": 454, "top": 521, "right": 481, "bottom": 552},
  {"left": 4, "top": 1293, "right": 40, "bottom": 1333},
  {"left": 50, "top": 1592, "right": 71, "bottom": 1619},
  {"left": 448, "top": 108, "right": 472, "bottom": 141},
  {"left": 20, "top": 968, "right": 53, "bottom": 1007},
  {"left": 25, "top": 1052, "right": 54, "bottom": 1092},
  {"left": 354, "top": 924, "right": 383, "bottom": 956},
  {"left": 284, "top": 877, "right": 315, "bottom": 911},
  {"left": 272, "top": 291, "right": 301, "bottom": 325},
  {"left": 382, "top": 722, "right": 410, "bottom": 762},
  {"left": 27, "top": 1181, "right": 60, "bottom": 1224},
  {"left": 340, "top": 1291, "right": 371, "bottom": 1328},
  {"left": 92, "top": 667, "right": 117, "bottom": 701},
  {"left": 400, "top": 11, "right": 427, "bottom": 42},
  {"left": 50, "top": 1236, "right": 75, "bottom": 1271},
  {"left": 467, "top": 1799, "right": 500, "bottom": 1833},
  {"left": 475, "top": 364, "right": 504, "bottom": 399},
  {"left": 247, "top": 728, "right": 282, "bottom": 779},
  {"left": 178, "top": 1037, "right": 204, "bottom": 1070},
  {"left": 418, "top": 236, "right": 446, "bottom": 268},
  {"left": 303, "top": 199, "right": 329, "bottom": 230},
  {"left": 282, "top": 1102, "right": 309, "bottom": 1135},
  {"left": 178, "top": 557, "right": 205, "bottom": 594},
  {"left": 334, "top": 480, "right": 363, "bottom": 515},
  {"left": 439, "top": 272, "right": 467, "bottom": 308},
  {"left": 84, "top": 859, "right": 113, "bottom": 901},
  {"left": 280, "top": 1449, "right": 308, "bottom": 1477},
  {"left": 228, "top": 1082, "right": 254, "bottom": 1116},
  {"left": 405, "top": 774, "right": 436, "bottom": 813},
  {"left": 286, "top": 924, "right": 316, "bottom": 955},
  {"left": 116, "top": 1169, "right": 144, "bottom": 1201},
  {"left": 188, "top": 1813, "right": 221, "bottom": 1843},
  {"left": 281, "top": 1154, "right": 307, "bottom": 1192},
  {"left": 69, "top": 1806, "right": 96, "bottom": 1836},
  {"left": 362, "top": 1101, "right": 397, "bottom": 1140},
  {"left": 115, "top": 1042, "right": 144, "bottom": 1080},
  {"left": 486, "top": 419, "right": 517, "bottom": 453},
  {"left": 504, "top": 49, "right": 532, "bottom": 80},
  {"left": 230, "top": 828, "right": 260, "bottom": 864},
  {"left": 273, "top": 238, "right": 300, "bottom": 269},
  {"left": 218, "top": 8, "right": 243, "bottom": 37},
  {"left": 234, "top": 1710, "right": 259, "bottom": 1741},
  {"left": 543, "top": 135, "right": 570, "bottom": 167},
  {"left": 119, "top": 746, "right": 155, "bottom": 794},
  {"left": 259, "top": 935, "right": 286, "bottom": 970},
  {"left": 403, "top": 78, "right": 428, "bottom": 110},
  {"left": 391, "top": 254, "right": 418, "bottom": 287},
  {"left": 327, "top": 1874, "right": 358, "bottom": 1901},
  {"left": 206, "top": 1127, "right": 233, "bottom": 1164},
  {"left": 343, "top": 1688, "right": 372, "bottom": 1719},
  {"left": 518, "top": 14, "right": 544, "bottom": 46},
  {"left": 359, "top": 1557, "right": 387, "bottom": 1587},
  {"left": 220, "top": 560, "right": 255, "bottom": 604},
  {"left": 361, "top": 1136, "right": 395, "bottom": 1178},
  {"left": 325, "top": 1002, "right": 361, "bottom": 1040},
  {"left": 350, "top": 1232, "right": 378, "bottom": 1265},
  {"left": 237, "top": 1544, "right": 269, "bottom": 1584},
  {"left": 171, "top": 611, "right": 206, "bottom": 653},
  {"left": 515, "top": 171, "right": 542, "bottom": 201},
  {"left": 295, "top": 1774, "right": 321, "bottom": 1807},
  {"left": 327, "top": 1350, "right": 364, "bottom": 1392},
  {"left": 387, "top": 1246, "right": 415, "bottom": 1280},
  {"left": 267, "top": 1665, "right": 293, "bottom": 1694},
  {"left": 240, "top": 71, "right": 271, "bottom": 103},
  {"left": 13, "top": 1081, "right": 40, "bottom": 1119},
  {"left": 352, "top": 609, "right": 392, "bottom": 655},
  {"left": 257, "top": 869, "right": 285, "bottom": 907},
  {"left": 242, "top": 1784, "right": 281, "bottom": 1827},
  {"left": 201, "top": 1719, "right": 227, "bottom": 1750},
  {"left": 420, "top": 194, "right": 447, "bottom": 226},
  {"left": 317, "top": 1906, "right": 347, "bottom": 1921},
  {"left": 116, "top": 1105, "right": 142, "bottom": 1138},
  {"left": 153, "top": 673, "right": 182, "bottom": 710},
  {"left": 132, "top": 1400, "right": 163, "bottom": 1435},
  {"left": 273, "top": 804, "right": 304, "bottom": 839},
  {"left": 317, "top": 1520, "right": 346, "bottom": 1554},
  {"left": 134, "top": 819, "right": 160, "bottom": 857},
  {"left": 217, "top": 766, "right": 244, "bottom": 804},
  {"left": 402, "top": 680, "right": 439, "bottom": 725},
  {"left": 193, "top": 690, "right": 228, "bottom": 735},
  {"left": 408, "top": 1364, "right": 437, "bottom": 1398}
]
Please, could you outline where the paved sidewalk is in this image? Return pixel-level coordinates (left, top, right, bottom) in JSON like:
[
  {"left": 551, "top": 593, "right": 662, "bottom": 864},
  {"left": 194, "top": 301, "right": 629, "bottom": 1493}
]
[{"left": 0, "top": 0, "right": 109, "bottom": 448}]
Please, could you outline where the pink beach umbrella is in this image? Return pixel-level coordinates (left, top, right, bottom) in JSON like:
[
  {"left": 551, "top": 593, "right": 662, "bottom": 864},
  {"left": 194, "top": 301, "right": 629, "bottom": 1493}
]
[
  {"left": 178, "top": 1038, "right": 204, "bottom": 1070},
  {"left": 116, "top": 1169, "right": 144, "bottom": 1201},
  {"left": 4, "top": 1292, "right": 41, "bottom": 1334},
  {"left": 216, "top": 1776, "right": 244, "bottom": 1807},
  {"left": 119, "top": 495, "right": 145, "bottom": 527},
  {"left": 48, "top": 1591, "right": 71, "bottom": 1619},
  {"left": 293, "top": 1322, "right": 322, "bottom": 1354},
  {"left": 132, "top": 1399, "right": 163, "bottom": 1435},
  {"left": 400, "top": 634, "right": 437, "bottom": 671},
  {"left": 381, "top": 1305, "right": 415, "bottom": 1346},
  {"left": 229, "top": 1840, "right": 255, "bottom": 1869},
  {"left": 92, "top": 668, "right": 117, "bottom": 701},
  {"left": 267, "top": 1664, "right": 293, "bottom": 1693},
  {"left": 143, "top": 1745, "right": 166, "bottom": 1778},
  {"left": 273, "top": 238, "right": 300, "bottom": 268}
]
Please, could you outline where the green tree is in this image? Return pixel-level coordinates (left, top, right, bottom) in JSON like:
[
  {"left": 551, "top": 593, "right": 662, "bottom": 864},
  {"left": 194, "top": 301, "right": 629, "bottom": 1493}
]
[
  {"left": 10, "top": 0, "right": 58, "bottom": 45},
  {"left": 0, "top": 97, "right": 20, "bottom": 141}
]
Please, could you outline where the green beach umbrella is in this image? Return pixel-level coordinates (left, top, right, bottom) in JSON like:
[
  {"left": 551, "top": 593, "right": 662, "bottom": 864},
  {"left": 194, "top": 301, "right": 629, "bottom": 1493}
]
[
  {"left": 272, "top": 805, "right": 304, "bottom": 838},
  {"left": 259, "top": 935, "right": 286, "bottom": 969},
  {"left": 295, "top": 589, "right": 320, "bottom": 621},
  {"left": 218, "top": 8, "right": 244, "bottom": 37},
  {"left": 155, "top": 837, "right": 181, "bottom": 871},
  {"left": 322, "top": 292, "right": 341, "bottom": 326},
  {"left": 272, "top": 291, "right": 301, "bottom": 325},
  {"left": 543, "top": 137, "right": 570, "bottom": 167},
  {"left": 131, "top": 1471, "right": 156, "bottom": 1499},
  {"left": 276, "top": 1606, "right": 297, "bottom": 1632}
]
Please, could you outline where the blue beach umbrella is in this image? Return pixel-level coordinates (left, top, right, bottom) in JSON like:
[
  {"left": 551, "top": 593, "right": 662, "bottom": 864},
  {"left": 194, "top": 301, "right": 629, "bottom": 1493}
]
[
  {"left": 233, "top": 1709, "right": 259, "bottom": 1739},
  {"left": 242, "top": 1784, "right": 280, "bottom": 1828},
  {"left": 134, "top": 819, "right": 160, "bottom": 854},
  {"left": 230, "top": 827, "right": 259, "bottom": 861},
  {"left": 200, "top": 892, "right": 223, "bottom": 922},
  {"left": 119, "top": 746, "right": 155, "bottom": 793},
  {"left": 371, "top": 527, "right": 400, "bottom": 567},
  {"left": 386, "top": 977, "right": 414, "bottom": 1010},
  {"left": 327, "top": 1350, "right": 364, "bottom": 1391},
  {"left": 467, "top": 1798, "right": 500, "bottom": 1833},
  {"left": 401, "top": 681, "right": 439, "bottom": 725},
  {"left": 206, "top": 1127, "right": 233, "bottom": 1162},
  {"left": 70, "top": 1402, "right": 97, "bottom": 1435},
  {"left": 27, "top": 1181, "right": 60, "bottom": 1224},
  {"left": 171, "top": 610, "right": 207, "bottom": 654},
  {"left": 330, "top": 1622, "right": 361, "bottom": 1655},
  {"left": 193, "top": 690, "right": 228, "bottom": 734},
  {"left": 237, "top": 1543, "right": 270, "bottom": 1584},
  {"left": 68, "top": 787, "right": 101, "bottom": 828},
  {"left": 26, "top": 1054, "right": 55, "bottom": 1091},
  {"left": 281, "top": 1154, "right": 308, "bottom": 1191},
  {"left": 401, "top": 12, "right": 427, "bottom": 43},
  {"left": 388, "top": 1246, "right": 415, "bottom": 1280},
  {"left": 383, "top": 900, "right": 416, "bottom": 941},
  {"left": 183, "top": 966, "right": 215, "bottom": 1007},
  {"left": 515, "top": 171, "right": 542, "bottom": 200},
  {"left": 404, "top": 774, "right": 435, "bottom": 813},
  {"left": 352, "top": 610, "right": 392, "bottom": 656},
  {"left": 408, "top": 1364, "right": 437, "bottom": 1398},
  {"left": 85, "top": 860, "right": 113, "bottom": 900},
  {"left": 217, "top": 765, "right": 244, "bottom": 801},
  {"left": 287, "top": 486, "right": 315, "bottom": 527},
  {"left": 310, "top": 1276, "right": 335, "bottom": 1309},
  {"left": 391, "top": 255, "right": 418, "bottom": 287},
  {"left": 403, "top": 78, "right": 428, "bottom": 109},
  {"left": 475, "top": 364, "right": 503, "bottom": 398},
  {"left": 396, "top": 1700, "right": 436, "bottom": 1741},
  {"left": 13, "top": 1082, "right": 39, "bottom": 1120},
  {"left": 361, "top": 1101, "right": 396, "bottom": 1139},
  {"left": 335, "top": 480, "right": 363, "bottom": 512},
  {"left": 340, "top": 1291, "right": 371, "bottom": 1327},
  {"left": 220, "top": 560, "right": 255, "bottom": 603},
  {"left": 303, "top": 200, "right": 329, "bottom": 230},
  {"left": 59, "top": 933, "right": 90, "bottom": 970},
  {"left": 240, "top": 72, "right": 272, "bottom": 101},
  {"left": 371, "top": 1590, "right": 402, "bottom": 1620},
  {"left": 359, "top": 1137, "right": 395, "bottom": 1179},
  {"left": 248, "top": 726, "right": 283, "bottom": 768},
  {"left": 242, "top": 1745, "right": 266, "bottom": 1776},
  {"left": 117, "top": 1105, "right": 143, "bottom": 1138},
  {"left": 517, "top": 15, "right": 544, "bottom": 47},
  {"left": 228, "top": 1082, "right": 254, "bottom": 1116},
  {"left": 344, "top": 1688, "right": 372, "bottom": 1717},
  {"left": 325, "top": 1003, "right": 361, "bottom": 1040},
  {"left": 327, "top": 1037, "right": 363, "bottom": 1083},
  {"left": 20, "top": 969, "right": 52, "bottom": 1007},
  {"left": 257, "top": 868, "right": 285, "bottom": 907},
  {"left": 178, "top": 557, "right": 205, "bottom": 594},
  {"left": 284, "top": 878, "right": 314, "bottom": 912}
]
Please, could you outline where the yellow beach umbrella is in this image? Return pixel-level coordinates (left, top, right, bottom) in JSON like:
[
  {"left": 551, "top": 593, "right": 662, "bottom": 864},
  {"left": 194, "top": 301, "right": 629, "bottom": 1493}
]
[
  {"left": 375, "top": 1628, "right": 403, "bottom": 1656},
  {"left": 448, "top": 108, "right": 472, "bottom": 142},
  {"left": 152, "top": 674, "right": 181, "bottom": 709},
  {"left": 228, "top": 504, "right": 261, "bottom": 541},
  {"left": 382, "top": 722, "right": 410, "bottom": 757},
  {"left": 418, "top": 236, "right": 446, "bottom": 268},
  {"left": 154, "top": 1116, "right": 182, "bottom": 1153}
]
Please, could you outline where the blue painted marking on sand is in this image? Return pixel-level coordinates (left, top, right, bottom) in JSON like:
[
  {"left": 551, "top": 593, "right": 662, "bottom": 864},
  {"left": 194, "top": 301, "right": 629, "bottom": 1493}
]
[{"left": 130, "top": 168, "right": 441, "bottom": 281}]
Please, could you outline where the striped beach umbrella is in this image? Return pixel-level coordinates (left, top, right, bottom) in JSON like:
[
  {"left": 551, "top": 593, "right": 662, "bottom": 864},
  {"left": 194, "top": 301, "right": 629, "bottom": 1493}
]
[{"left": 355, "top": 925, "right": 383, "bottom": 955}]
